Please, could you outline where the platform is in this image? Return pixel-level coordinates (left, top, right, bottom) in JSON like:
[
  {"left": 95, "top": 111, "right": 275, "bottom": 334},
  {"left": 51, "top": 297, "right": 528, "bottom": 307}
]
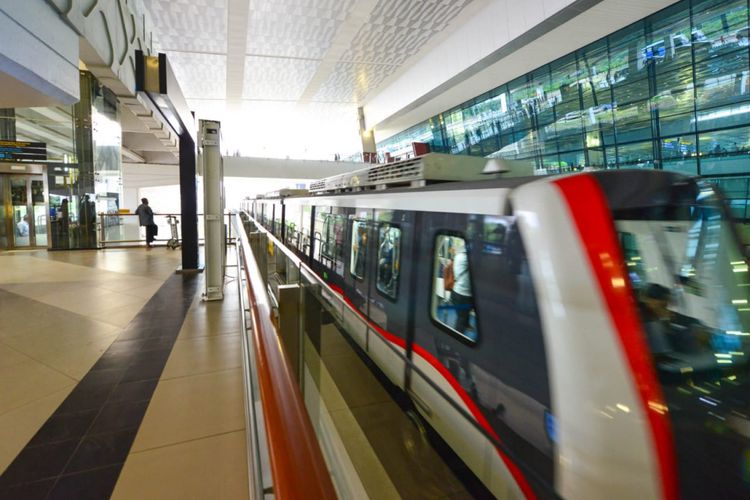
[{"left": 0, "top": 248, "right": 248, "bottom": 499}]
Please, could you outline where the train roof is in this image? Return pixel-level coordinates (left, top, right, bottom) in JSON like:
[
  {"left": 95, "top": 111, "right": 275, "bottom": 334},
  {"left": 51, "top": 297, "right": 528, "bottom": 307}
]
[{"left": 307, "top": 153, "right": 535, "bottom": 195}]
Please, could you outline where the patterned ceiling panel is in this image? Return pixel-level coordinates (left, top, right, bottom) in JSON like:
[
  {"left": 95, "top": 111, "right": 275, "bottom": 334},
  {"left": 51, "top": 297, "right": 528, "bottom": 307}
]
[
  {"left": 313, "top": 62, "right": 397, "bottom": 103},
  {"left": 341, "top": 0, "right": 473, "bottom": 66},
  {"left": 242, "top": 56, "right": 320, "bottom": 100},
  {"left": 246, "top": 0, "right": 358, "bottom": 58},
  {"left": 167, "top": 52, "right": 227, "bottom": 99},
  {"left": 145, "top": 0, "right": 228, "bottom": 53}
]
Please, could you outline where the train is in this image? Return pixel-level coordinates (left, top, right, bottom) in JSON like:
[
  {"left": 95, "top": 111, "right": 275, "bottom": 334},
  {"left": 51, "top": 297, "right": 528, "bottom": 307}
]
[{"left": 242, "top": 153, "right": 750, "bottom": 499}]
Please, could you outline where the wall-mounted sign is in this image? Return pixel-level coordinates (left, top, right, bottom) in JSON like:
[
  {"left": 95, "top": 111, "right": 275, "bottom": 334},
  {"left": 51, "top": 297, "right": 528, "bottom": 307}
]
[{"left": 0, "top": 141, "right": 47, "bottom": 161}]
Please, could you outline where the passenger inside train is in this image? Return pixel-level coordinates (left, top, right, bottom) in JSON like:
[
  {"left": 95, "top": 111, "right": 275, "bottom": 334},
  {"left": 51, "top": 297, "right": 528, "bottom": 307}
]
[{"left": 432, "top": 235, "right": 477, "bottom": 341}]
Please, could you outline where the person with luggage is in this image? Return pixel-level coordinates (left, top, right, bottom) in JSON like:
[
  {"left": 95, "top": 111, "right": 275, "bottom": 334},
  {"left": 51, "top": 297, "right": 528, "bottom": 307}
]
[{"left": 135, "top": 198, "right": 157, "bottom": 249}]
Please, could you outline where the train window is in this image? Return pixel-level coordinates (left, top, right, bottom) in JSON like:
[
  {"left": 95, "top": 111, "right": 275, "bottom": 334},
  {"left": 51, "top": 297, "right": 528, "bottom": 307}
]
[
  {"left": 431, "top": 234, "right": 478, "bottom": 342},
  {"left": 607, "top": 177, "right": 750, "bottom": 497},
  {"left": 376, "top": 224, "right": 401, "bottom": 299},
  {"left": 350, "top": 220, "right": 368, "bottom": 280},
  {"left": 321, "top": 213, "right": 345, "bottom": 263}
]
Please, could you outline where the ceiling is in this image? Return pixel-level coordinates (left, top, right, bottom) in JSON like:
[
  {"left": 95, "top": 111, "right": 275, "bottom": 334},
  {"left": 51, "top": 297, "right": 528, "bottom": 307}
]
[{"left": 142, "top": 0, "right": 478, "bottom": 159}]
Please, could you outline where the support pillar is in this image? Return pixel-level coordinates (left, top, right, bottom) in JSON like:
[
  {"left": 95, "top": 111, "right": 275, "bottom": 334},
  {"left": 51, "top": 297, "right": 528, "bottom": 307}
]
[
  {"left": 358, "top": 106, "right": 377, "bottom": 163},
  {"left": 179, "top": 132, "right": 199, "bottom": 270}
]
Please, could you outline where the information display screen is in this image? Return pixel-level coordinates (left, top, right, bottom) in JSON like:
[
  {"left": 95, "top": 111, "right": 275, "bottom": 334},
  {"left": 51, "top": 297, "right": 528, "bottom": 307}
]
[{"left": 0, "top": 140, "right": 47, "bottom": 161}]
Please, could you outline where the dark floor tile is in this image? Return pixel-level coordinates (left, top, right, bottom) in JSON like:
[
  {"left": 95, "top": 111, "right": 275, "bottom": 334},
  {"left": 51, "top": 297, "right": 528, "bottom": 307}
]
[
  {"left": 26, "top": 409, "right": 99, "bottom": 447},
  {"left": 0, "top": 439, "right": 78, "bottom": 488},
  {"left": 105, "top": 338, "right": 150, "bottom": 355},
  {"left": 107, "top": 378, "right": 159, "bottom": 404},
  {"left": 77, "top": 367, "right": 126, "bottom": 388},
  {"left": 130, "top": 346, "right": 173, "bottom": 364},
  {"left": 47, "top": 465, "right": 121, "bottom": 500},
  {"left": 117, "top": 325, "right": 172, "bottom": 341},
  {"left": 120, "top": 357, "right": 168, "bottom": 383},
  {"left": 55, "top": 383, "right": 113, "bottom": 414},
  {"left": 0, "top": 479, "right": 55, "bottom": 500},
  {"left": 64, "top": 428, "right": 138, "bottom": 474},
  {"left": 87, "top": 400, "right": 149, "bottom": 435},
  {"left": 89, "top": 350, "right": 136, "bottom": 372}
]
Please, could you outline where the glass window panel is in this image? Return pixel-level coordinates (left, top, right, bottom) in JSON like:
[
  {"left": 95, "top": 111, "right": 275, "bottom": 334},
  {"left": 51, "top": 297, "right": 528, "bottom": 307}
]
[
  {"left": 608, "top": 22, "right": 648, "bottom": 83},
  {"left": 613, "top": 77, "right": 650, "bottom": 105},
  {"left": 617, "top": 140, "right": 655, "bottom": 168},
  {"left": 695, "top": 50, "right": 750, "bottom": 110},
  {"left": 376, "top": 224, "right": 401, "bottom": 299},
  {"left": 649, "top": 2, "right": 695, "bottom": 72},
  {"left": 557, "top": 132, "right": 584, "bottom": 153},
  {"left": 431, "top": 234, "right": 477, "bottom": 342},
  {"left": 695, "top": 102, "right": 750, "bottom": 131},
  {"left": 662, "top": 158, "right": 698, "bottom": 175},
  {"left": 698, "top": 126, "right": 750, "bottom": 175},
  {"left": 692, "top": 0, "right": 749, "bottom": 62},
  {"left": 661, "top": 135, "right": 697, "bottom": 161},
  {"left": 350, "top": 220, "right": 368, "bottom": 279},
  {"left": 558, "top": 149, "right": 586, "bottom": 170},
  {"left": 659, "top": 111, "right": 696, "bottom": 136}
]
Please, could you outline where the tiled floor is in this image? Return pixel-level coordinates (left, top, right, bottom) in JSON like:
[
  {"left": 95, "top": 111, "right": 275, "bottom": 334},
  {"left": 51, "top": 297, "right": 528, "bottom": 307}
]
[{"left": 0, "top": 248, "right": 248, "bottom": 500}]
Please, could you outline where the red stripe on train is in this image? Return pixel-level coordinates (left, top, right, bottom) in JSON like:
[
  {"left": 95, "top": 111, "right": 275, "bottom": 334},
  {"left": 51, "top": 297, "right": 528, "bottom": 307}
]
[
  {"left": 327, "top": 283, "right": 536, "bottom": 499},
  {"left": 553, "top": 174, "right": 678, "bottom": 500}
]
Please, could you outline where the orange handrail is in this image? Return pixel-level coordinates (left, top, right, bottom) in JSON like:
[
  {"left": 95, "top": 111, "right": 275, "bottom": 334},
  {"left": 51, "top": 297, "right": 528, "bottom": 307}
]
[{"left": 234, "top": 214, "right": 337, "bottom": 499}]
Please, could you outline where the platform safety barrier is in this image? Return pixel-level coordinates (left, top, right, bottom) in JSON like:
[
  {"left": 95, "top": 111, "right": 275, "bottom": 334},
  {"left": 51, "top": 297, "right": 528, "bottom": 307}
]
[{"left": 231, "top": 213, "right": 336, "bottom": 500}]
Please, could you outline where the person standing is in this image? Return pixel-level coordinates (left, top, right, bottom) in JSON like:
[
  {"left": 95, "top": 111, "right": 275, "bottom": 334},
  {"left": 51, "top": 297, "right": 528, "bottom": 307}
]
[
  {"left": 135, "top": 198, "right": 156, "bottom": 248},
  {"left": 451, "top": 240, "right": 474, "bottom": 335}
]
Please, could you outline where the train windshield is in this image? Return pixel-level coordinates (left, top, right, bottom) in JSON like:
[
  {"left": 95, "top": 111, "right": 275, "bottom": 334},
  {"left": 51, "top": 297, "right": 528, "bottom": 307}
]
[{"left": 604, "top": 174, "right": 750, "bottom": 498}]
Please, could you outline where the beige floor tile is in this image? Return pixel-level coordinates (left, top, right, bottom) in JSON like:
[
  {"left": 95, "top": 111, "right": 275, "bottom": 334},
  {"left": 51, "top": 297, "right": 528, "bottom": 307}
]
[
  {"left": 131, "top": 368, "right": 245, "bottom": 452},
  {"left": 0, "top": 359, "right": 75, "bottom": 415},
  {"left": 29, "top": 335, "right": 118, "bottom": 380},
  {"left": 34, "top": 287, "right": 147, "bottom": 319},
  {"left": 0, "top": 386, "right": 73, "bottom": 476},
  {"left": 112, "top": 431, "right": 248, "bottom": 500},
  {"left": 2, "top": 318, "right": 120, "bottom": 360},
  {"left": 89, "top": 303, "right": 147, "bottom": 328},
  {"left": 178, "top": 311, "right": 242, "bottom": 339},
  {"left": 0, "top": 343, "right": 34, "bottom": 369},
  {"left": 161, "top": 334, "right": 242, "bottom": 380}
]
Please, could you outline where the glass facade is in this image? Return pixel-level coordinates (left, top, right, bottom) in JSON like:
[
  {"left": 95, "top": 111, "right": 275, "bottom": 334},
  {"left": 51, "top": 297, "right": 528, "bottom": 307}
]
[
  {"left": 0, "top": 71, "right": 122, "bottom": 249},
  {"left": 377, "top": 0, "right": 750, "bottom": 219}
]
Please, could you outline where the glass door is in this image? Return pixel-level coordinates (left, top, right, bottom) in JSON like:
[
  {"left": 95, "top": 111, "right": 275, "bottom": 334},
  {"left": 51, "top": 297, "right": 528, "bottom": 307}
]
[
  {"left": 0, "top": 176, "right": 7, "bottom": 249},
  {"left": 0, "top": 174, "right": 48, "bottom": 249},
  {"left": 10, "top": 177, "right": 30, "bottom": 247},
  {"left": 31, "top": 178, "right": 47, "bottom": 247}
]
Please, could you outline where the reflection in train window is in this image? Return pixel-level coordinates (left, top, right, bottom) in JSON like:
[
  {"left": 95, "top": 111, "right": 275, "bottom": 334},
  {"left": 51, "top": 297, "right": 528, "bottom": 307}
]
[
  {"left": 376, "top": 224, "right": 401, "bottom": 299},
  {"left": 431, "top": 234, "right": 477, "bottom": 342},
  {"left": 350, "top": 220, "right": 367, "bottom": 280},
  {"left": 320, "top": 213, "right": 345, "bottom": 264},
  {"left": 613, "top": 180, "right": 750, "bottom": 497}
]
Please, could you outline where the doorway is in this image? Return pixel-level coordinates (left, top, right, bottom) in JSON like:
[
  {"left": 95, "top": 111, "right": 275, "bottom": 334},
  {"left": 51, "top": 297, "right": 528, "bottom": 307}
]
[{"left": 0, "top": 174, "right": 48, "bottom": 249}]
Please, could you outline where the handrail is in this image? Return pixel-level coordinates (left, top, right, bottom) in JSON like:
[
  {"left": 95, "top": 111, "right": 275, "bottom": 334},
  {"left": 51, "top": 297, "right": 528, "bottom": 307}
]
[{"left": 232, "top": 213, "right": 336, "bottom": 500}]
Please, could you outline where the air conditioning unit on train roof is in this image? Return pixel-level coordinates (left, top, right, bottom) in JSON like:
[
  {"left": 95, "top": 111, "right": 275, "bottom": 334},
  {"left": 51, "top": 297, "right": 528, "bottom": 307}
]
[
  {"left": 308, "top": 153, "right": 525, "bottom": 194},
  {"left": 263, "top": 188, "right": 309, "bottom": 199}
]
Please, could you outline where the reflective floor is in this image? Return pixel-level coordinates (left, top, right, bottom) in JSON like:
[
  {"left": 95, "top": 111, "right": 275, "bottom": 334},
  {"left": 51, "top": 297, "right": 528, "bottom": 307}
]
[{"left": 0, "top": 247, "right": 248, "bottom": 499}]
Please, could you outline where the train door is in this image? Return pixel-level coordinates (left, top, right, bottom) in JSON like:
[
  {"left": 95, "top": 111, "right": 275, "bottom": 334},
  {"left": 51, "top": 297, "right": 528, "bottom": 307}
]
[
  {"left": 362, "top": 209, "right": 414, "bottom": 388},
  {"left": 346, "top": 209, "right": 372, "bottom": 317},
  {"left": 406, "top": 211, "right": 552, "bottom": 498}
]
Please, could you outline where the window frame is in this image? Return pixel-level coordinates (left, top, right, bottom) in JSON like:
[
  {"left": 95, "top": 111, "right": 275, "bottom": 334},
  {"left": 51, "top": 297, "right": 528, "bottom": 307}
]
[
  {"left": 429, "top": 230, "right": 480, "bottom": 345},
  {"left": 374, "top": 222, "right": 402, "bottom": 301}
]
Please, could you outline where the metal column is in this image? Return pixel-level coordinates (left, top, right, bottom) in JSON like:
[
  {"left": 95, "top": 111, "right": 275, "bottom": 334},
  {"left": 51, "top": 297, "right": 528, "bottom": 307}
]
[
  {"left": 179, "top": 132, "right": 199, "bottom": 270},
  {"left": 200, "top": 120, "right": 225, "bottom": 300}
]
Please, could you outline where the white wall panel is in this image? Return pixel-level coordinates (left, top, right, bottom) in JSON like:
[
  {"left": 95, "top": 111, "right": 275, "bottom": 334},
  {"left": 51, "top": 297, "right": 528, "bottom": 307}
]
[{"left": 0, "top": 0, "right": 79, "bottom": 106}]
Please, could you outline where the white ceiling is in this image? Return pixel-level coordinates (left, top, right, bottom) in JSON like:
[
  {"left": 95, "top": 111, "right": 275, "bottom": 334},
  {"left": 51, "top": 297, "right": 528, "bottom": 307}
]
[{"left": 142, "top": 0, "right": 477, "bottom": 158}]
